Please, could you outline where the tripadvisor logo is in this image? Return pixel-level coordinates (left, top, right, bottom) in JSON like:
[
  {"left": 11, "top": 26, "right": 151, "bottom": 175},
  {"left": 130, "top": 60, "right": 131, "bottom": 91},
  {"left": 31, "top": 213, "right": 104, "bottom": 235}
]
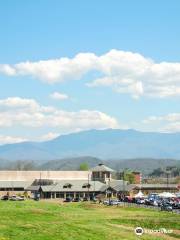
[
  {"left": 134, "top": 227, "right": 173, "bottom": 235},
  {"left": 134, "top": 227, "right": 144, "bottom": 236}
]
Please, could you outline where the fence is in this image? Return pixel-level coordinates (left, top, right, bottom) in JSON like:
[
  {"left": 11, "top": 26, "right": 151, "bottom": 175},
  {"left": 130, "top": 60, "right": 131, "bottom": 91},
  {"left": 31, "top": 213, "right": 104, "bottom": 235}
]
[{"left": 115, "top": 202, "right": 180, "bottom": 214}]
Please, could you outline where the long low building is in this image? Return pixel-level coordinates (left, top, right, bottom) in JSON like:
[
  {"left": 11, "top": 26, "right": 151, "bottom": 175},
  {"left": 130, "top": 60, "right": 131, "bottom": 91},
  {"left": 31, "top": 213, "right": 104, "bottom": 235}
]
[
  {"left": 0, "top": 171, "right": 90, "bottom": 181},
  {"left": 27, "top": 180, "right": 106, "bottom": 199},
  {"left": 0, "top": 164, "right": 179, "bottom": 198}
]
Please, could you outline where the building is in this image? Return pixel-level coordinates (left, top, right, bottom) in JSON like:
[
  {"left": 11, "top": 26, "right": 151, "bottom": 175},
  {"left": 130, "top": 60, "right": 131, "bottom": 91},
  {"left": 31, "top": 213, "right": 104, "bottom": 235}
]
[
  {"left": 132, "top": 171, "right": 141, "bottom": 184},
  {"left": 91, "top": 163, "right": 114, "bottom": 183},
  {"left": 0, "top": 164, "right": 179, "bottom": 199}
]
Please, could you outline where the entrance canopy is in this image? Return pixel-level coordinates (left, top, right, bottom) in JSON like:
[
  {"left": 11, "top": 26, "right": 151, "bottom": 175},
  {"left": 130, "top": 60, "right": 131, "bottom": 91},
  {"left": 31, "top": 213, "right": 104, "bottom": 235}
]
[{"left": 134, "top": 191, "right": 144, "bottom": 198}]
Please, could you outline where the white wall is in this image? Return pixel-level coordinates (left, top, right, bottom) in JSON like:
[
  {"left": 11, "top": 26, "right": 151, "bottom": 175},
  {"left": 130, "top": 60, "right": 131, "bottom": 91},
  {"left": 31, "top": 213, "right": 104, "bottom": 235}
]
[{"left": 0, "top": 171, "right": 92, "bottom": 181}]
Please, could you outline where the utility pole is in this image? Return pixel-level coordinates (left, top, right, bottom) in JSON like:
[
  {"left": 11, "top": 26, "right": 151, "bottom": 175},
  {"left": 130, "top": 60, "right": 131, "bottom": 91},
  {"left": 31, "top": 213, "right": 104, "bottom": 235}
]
[
  {"left": 93, "top": 179, "right": 95, "bottom": 198},
  {"left": 165, "top": 169, "right": 171, "bottom": 191},
  {"left": 122, "top": 170, "right": 125, "bottom": 200},
  {"left": 88, "top": 173, "right": 90, "bottom": 200},
  {"left": 108, "top": 177, "right": 111, "bottom": 204},
  {"left": 39, "top": 172, "right": 42, "bottom": 200},
  {"left": 166, "top": 171, "right": 170, "bottom": 190},
  {"left": 123, "top": 171, "right": 125, "bottom": 205}
]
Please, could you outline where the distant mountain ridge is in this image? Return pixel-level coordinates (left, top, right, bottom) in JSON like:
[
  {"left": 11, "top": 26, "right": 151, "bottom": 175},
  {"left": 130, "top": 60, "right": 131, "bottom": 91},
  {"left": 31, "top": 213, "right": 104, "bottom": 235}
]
[
  {"left": 1, "top": 129, "right": 180, "bottom": 160},
  {"left": 1, "top": 157, "right": 180, "bottom": 175},
  {"left": 39, "top": 157, "right": 180, "bottom": 174}
]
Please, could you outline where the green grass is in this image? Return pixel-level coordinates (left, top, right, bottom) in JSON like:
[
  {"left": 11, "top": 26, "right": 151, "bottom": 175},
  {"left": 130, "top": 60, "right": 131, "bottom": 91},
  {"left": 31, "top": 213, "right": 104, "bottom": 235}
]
[{"left": 0, "top": 200, "right": 179, "bottom": 240}]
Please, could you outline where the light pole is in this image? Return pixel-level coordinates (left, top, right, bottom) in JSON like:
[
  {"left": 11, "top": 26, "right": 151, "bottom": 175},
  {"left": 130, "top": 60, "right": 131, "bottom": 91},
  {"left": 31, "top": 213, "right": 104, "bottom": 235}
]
[
  {"left": 88, "top": 173, "right": 90, "bottom": 200},
  {"left": 108, "top": 178, "right": 111, "bottom": 204},
  {"left": 123, "top": 171, "right": 125, "bottom": 205},
  {"left": 165, "top": 170, "right": 171, "bottom": 190},
  {"left": 93, "top": 179, "right": 95, "bottom": 199}
]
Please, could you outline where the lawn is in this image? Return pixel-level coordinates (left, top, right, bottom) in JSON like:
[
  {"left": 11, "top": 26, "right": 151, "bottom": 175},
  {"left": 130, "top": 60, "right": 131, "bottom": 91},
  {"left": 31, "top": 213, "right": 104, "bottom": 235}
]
[{"left": 0, "top": 200, "right": 179, "bottom": 240}]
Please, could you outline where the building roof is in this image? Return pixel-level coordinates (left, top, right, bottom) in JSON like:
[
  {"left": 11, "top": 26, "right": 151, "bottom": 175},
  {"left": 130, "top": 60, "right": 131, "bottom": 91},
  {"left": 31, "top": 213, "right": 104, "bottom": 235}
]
[
  {"left": 90, "top": 164, "right": 114, "bottom": 172},
  {"left": 135, "top": 184, "right": 178, "bottom": 189},
  {"left": 110, "top": 180, "right": 128, "bottom": 187},
  {"left": 40, "top": 180, "right": 105, "bottom": 192},
  {"left": 26, "top": 185, "right": 41, "bottom": 191},
  {"left": 101, "top": 181, "right": 134, "bottom": 192},
  {"left": 0, "top": 181, "right": 32, "bottom": 188}
]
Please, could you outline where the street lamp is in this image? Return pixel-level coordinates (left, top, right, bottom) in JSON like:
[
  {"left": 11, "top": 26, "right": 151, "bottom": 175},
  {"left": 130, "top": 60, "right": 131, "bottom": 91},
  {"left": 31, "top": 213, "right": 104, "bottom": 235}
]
[
  {"left": 88, "top": 173, "right": 90, "bottom": 200},
  {"left": 165, "top": 170, "right": 171, "bottom": 190}
]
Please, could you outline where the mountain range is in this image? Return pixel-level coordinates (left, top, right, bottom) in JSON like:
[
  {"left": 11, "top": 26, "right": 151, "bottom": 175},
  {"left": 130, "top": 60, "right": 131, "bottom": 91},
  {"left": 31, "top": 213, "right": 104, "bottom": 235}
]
[{"left": 1, "top": 129, "right": 180, "bottom": 161}]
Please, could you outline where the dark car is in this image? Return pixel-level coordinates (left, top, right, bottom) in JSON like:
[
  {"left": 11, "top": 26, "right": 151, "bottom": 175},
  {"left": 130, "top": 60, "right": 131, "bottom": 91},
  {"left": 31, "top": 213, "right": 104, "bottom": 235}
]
[
  {"left": 73, "top": 197, "right": 81, "bottom": 202},
  {"left": 91, "top": 196, "right": 97, "bottom": 202},
  {"left": 64, "top": 197, "right": 73, "bottom": 202},
  {"left": 83, "top": 197, "right": 89, "bottom": 201},
  {"left": 161, "top": 203, "right": 173, "bottom": 212},
  {"left": 172, "top": 202, "right": 180, "bottom": 209},
  {"left": 1, "top": 195, "right": 9, "bottom": 200}
]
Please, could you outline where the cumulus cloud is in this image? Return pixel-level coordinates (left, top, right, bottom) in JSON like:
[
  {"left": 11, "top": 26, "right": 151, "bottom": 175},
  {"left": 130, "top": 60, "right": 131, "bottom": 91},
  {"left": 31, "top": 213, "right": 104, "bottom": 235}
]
[
  {"left": 0, "top": 97, "right": 119, "bottom": 131},
  {"left": 50, "top": 92, "right": 69, "bottom": 100},
  {"left": 1, "top": 50, "right": 180, "bottom": 98}
]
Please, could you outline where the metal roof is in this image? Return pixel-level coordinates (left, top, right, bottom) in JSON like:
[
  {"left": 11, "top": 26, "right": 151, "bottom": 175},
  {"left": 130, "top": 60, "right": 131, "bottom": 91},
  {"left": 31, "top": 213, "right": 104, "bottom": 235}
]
[
  {"left": 101, "top": 181, "right": 134, "bottom": 192},
  {"left": 90, "top": 164, "right": 114, "bottom": 172},
  {"left": 25, "top": 185, "right": 41, "bottom": 191},
  {"left": 135, "top": 184, "right": 178, "bottom": 189},
  {"left": 41, "top": 180, "right": 105, "bottom": 192},
  {"left": 0, "top": 181, "right": 32, "bottom": 188}
]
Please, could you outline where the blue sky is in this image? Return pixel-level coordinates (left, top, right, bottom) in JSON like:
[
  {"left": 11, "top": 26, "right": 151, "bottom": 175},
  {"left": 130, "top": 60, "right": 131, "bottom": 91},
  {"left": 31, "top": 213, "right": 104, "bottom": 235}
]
[{"left": 0, "top": 0, "right": 180, "bottom": 144}]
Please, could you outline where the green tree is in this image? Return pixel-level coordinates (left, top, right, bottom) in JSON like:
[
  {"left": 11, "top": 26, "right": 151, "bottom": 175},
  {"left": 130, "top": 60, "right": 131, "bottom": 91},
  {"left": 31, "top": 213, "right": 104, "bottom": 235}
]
[
  {"left": 123, "top": 170, "right": 135, "bottom": 184},
  {"left": 79, "top": 163, "right": 89, "bottom": 171}
]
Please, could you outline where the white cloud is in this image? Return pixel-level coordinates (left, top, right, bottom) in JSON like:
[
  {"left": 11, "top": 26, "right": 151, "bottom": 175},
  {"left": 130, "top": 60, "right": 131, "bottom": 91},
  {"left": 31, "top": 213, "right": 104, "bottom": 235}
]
[
  {"left": 0, "top": 97, "right": 119, "bottom": 131},
  {"left": 0, "top": 135, "right": 27, "bottom": 145},
  {"left": 2, "top": 50, "right": 180, "bottom": 98},
  {"left": 0, "top": 97, "right": 39, "bottom": 111},
  {"left": 37, "top": 132, "right": 60, "bottom": 141},
  {"left": 0, "top": 64, "right": 16, "bottom": 76},
  {"left": 143, "top": 113, "right": 180, "bottom": 132},
  {"left": 0, "top": 132, "right": 59, "bottom": 145},
  {"left": 50, "top": 92, "right": 69, "bottom": 100}
]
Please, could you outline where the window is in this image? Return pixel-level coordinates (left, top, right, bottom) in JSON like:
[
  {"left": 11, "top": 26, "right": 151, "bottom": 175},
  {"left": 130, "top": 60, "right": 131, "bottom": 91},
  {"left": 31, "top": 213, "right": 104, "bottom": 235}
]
[
  {"left": 63, "top": 183, "right": 72, "bottom": 188},
  {"left": 82, "top": 183, "right": 91, "bottom": 188}
]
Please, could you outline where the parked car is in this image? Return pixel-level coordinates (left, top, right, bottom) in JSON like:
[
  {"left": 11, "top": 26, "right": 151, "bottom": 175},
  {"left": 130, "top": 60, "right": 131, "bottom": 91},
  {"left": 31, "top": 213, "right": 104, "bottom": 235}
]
[
  {"left": 73, "top": 197, "right": 81, "bottom": 202},
  {"left": 109, "top": 200, "right": 121, "bottom": 206},
  {"left": 16, "top": 196, "right": 25, "bottom": 201},
  {"left": 9, "top": 195, "right": 17, "bottom": 201},
  {"left": 161, "top": 203, "right": 173, "bottom": 212},
  {"left": 91, "top": 197, "right": 97, "bottom": 202},
  {"left": 1, "top": 195, "right": 9, "bottom": 200},
  {"left": 83, "top": 197, "right": 89, "bottom": 201},
  {"left": 145, "top": 198, "right": 157, "bottom": 206},
  {"left": 34, "top": 193, "right": 40, "bottom": 201},
  {"left": 136, "top": 198, "right": 145, "bottom": 204},
  {"left": 64, "top": 197, "right": 73, "bottom": 202},
  {"left": 172, "top": 202, "right": 180, "bottom": 209},
  {"left": 153, "top": 200, "right": 158, "bottom": 206},
  {"left": 144, "top": 198, "right": 150, "bottom": 205},
  {"left": 103, "top": 200, "right": 110, "bottom": 205},
  {"left": 103, "top": 199, "right": 120, "bottom": 206}
]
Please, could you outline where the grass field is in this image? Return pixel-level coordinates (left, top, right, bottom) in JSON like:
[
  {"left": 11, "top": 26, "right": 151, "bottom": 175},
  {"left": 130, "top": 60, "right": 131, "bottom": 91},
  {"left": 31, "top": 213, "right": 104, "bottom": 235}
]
[{"left": 0, "top": 200, "right": 179, "bottom": 240}]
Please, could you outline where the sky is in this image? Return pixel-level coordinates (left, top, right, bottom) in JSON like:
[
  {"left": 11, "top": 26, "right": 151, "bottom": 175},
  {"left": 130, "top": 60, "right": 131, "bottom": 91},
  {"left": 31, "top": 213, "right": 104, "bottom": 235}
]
[{"left": 0, "top": 0, "right": 180, "bottom": 144}]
